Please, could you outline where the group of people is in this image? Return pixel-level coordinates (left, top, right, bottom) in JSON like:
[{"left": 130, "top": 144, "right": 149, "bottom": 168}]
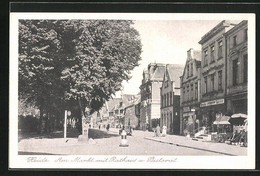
[{"left": 67, "top": 117, "right": 77, "bottom": 128}]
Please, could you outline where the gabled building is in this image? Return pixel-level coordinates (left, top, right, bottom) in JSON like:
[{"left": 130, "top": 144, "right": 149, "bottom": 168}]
[
  {"left": 198, "top": 20, "right": 236, "bottom": 132},
  {"left": 124, "top": 94, "right": 141, "bottom": 129},
  {"left": 180, "top": 49, "right": 202, "bottom": 135},
  {"left": 112, "top": 94, "right": 136, "bottom": 128},
  {"left": 140, "top": 63, "right": 166, "bottom": 130},
  {"left": 160, "top": 64, "right": 184, "bottom": 134},
  {"left": 91, "top": 98, "right": 121, "bottom": 128},
  {"left": 224, "top": 20, "right": 248, "bottom": 115}
]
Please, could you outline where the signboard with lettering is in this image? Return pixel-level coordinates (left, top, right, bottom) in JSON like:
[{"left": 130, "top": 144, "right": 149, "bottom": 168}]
[
  {"left": 183, "top": 106, "right": 190, "bottom": 112},
  {"left": 200, "top": 99, "right": 224, "bottom": 107}
]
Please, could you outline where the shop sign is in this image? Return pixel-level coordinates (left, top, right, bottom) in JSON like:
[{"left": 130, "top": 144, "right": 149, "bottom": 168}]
[
  {"left": 200, "top": 99, "right": 224, "bottom": 107},
  {"left": 183, "top": 106, "right": 190, "bottom": 112},
  {"left": 183, "top": 112, "right": 195, "bottom": 116}
]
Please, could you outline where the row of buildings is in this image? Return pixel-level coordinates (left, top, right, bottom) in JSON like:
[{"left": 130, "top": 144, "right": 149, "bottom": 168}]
[{"left": 91, "top": 20, "right": 248, "bottom": 136}]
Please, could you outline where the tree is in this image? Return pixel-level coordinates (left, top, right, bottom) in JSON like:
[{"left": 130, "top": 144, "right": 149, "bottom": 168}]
[{"left": 19, "top": 19, "right": 142, "bottom": 132}]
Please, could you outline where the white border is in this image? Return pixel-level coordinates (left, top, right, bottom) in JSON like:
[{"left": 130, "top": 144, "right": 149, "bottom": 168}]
[{"left": 9, "top": 13, "right": 256, "bottom": 169}]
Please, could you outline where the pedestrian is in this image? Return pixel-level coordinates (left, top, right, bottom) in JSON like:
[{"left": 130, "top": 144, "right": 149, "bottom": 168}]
[
  {"left": 106, "top": 124, "right": 110, "bottom": 132},
  {"left": 156, "top": 124, "right": 161, "bottom": 137},
  {"left": 99, "top": 124, "right": 101, "bottom": 130}
]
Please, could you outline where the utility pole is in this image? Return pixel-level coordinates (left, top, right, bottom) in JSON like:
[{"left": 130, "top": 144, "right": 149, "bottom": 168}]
[{"left": 64, "top": 110, "right": 67, "bottom": 139}]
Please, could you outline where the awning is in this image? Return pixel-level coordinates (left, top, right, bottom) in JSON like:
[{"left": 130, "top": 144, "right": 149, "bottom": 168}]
[{"left": 213, "top": 115, "right": 230, "bottom": 125}]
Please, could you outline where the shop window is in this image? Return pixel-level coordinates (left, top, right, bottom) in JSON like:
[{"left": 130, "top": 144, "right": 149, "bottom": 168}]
[
  {"left": 243, "top": 54, "right": 248, "bottom": 83},
  {"left": 233, "top": 59, "right": 239, "bottom": 85}
]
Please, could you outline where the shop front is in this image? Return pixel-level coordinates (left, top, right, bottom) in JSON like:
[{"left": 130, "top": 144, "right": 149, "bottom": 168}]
[
  {"left": 200, "top": 98, "right": 226, "bottom": 133},
  {"left": 181, "top": 105, "right": 200, "bottom": 135}
]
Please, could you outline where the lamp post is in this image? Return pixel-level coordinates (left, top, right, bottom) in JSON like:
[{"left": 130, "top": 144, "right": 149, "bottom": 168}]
[{"left": 64, "top": 110, "right": 71, "bottom": 139}]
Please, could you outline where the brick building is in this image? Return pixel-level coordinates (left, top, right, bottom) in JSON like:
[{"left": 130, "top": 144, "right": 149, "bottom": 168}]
[
  {"left": 160, "top": 64, "right": 184, "bottom": 134},
  {"left": 198, "top": 20, "right": 236, "bottom": 132},
  {"left": 124, "top": 94, "right": 141, "bottom": 129},
  {"left": 139, "top": 63, "right": 165, "bottom": 130},
  {"left": 224, "top": 20, "right": 248, "bottom": 115},
  {"left": 180, "top": 49, "right": 202, "bottom": 135}
]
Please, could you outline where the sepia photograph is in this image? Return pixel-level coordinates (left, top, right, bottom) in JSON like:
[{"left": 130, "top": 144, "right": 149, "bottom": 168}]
[{"left": 9, "top": 12, "right": 255, "bottom": 169}]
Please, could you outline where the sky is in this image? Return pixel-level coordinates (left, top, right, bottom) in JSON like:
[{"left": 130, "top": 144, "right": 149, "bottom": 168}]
[{"left": 114, "top": 20, "right": 240, "bottom": 97}]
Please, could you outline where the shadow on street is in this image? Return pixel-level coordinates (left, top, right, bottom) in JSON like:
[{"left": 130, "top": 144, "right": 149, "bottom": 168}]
[
  {"left": 18, "top": 128, "right": 119, "bottom": 142},
  {"left": 88, "top": 129, "right": 119, "bottom": 139}
]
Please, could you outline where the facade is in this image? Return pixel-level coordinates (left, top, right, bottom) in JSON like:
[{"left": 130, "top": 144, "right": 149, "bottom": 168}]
[
  {"left": 180, "top": 49, "right": 202, "bottom": 135},
  {"left": 225, "top": 20, "right": 248, "bottom": 115},
  {"left": 140, "top": 63, "right": 166, "bottom": 130},
  {"left": 90, "top": 98, "right": 121, "bottom": 128},
  {"left": 112, "top": 94, "right": 135, "bottom": 128},
  {"left": 198, "top": 20, "right": 236, "bottom": 132},
  {"left": 160, "top": 64, "right": 184, "bottom": 134},
  {"left": 124, "top": 94, "right": 141, "bottom": 129}
]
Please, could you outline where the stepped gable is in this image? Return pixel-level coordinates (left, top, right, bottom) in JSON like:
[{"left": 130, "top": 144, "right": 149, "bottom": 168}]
[{"left": 166, "top": 64, "right": 185, "bottom": 88}]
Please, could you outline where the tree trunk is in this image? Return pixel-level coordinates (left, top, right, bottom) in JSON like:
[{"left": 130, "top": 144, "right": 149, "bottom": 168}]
[{"left": 78, "top": 99, "right": 87, "bottom": 136}]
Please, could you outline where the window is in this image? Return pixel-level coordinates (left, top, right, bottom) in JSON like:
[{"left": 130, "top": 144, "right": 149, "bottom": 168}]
[
  {"left": 164, "top": 94, "right": 166, "bottom": 107},
  {"left": 233, "top": 59, "right": 238, "bottom": 85},
  {"left": 218, "top": 70, "right": 222, "bottom": 90},
  {"left": 244, "top": 29, "right": 248, "bottom": 41},
  {"left": 191, "top": 63, "right": 193, "bottom": 76},
  {"left": 233, "top": 35, "right": 237, "bottom": 47},
  {"left": 195, "top": 82, "right": 198, "bottom": 99},
  {"left": 191, "top": 83, "right": 194, "bottom": 100},
  {"left": 170, "top": 92, "right": 172, "bottom": 105},
  {"left": 166, "top": 93, "right": 169, "bottom": 106},
  {"left": 243, "top": 54, "right": 248, "bottom": 82},
  {"left": 161, "top": 95, "right": 163, "bottom": 108},
  {"left": 183, "top": 86, "right": 185, "bottom": 102},
  {"left": 211, "top": 74, "right": 215, "bottom": 91},
  {"left": 187, "top": 65, "right": 189, "bottom": 78},
  {"left": 211, "top": 45, "right": 215, "bottom": 62},
  {"left": 218, "top": 41, "right": 223, "bottom": 59},
  {"left": 204, "top": 76, "right": 208, "bottom": 93},
  {"left": 187, "top": 85, "right": 189, "bottom": 101},
  {"left": 204, "top": 50, "right": 208, "bottom": 66}
]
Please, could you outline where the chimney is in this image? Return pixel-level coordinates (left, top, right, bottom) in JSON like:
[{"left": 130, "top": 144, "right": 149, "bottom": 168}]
[
  {"left": 187, "top": 48, "right": 194, "bottom": 60},
  {"left": 148, "top": 63, "right": 156, "bottom": 77}
]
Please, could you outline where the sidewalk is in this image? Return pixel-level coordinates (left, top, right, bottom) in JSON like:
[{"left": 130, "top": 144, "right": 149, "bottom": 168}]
[{"left": 144, "top": 134, "right": 247, "bottom": 156}]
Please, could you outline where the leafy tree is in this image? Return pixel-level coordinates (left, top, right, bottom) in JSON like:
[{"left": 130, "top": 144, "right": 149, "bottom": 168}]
[{"left": 19, "top": 19, "right": 142, "bottom": 132}]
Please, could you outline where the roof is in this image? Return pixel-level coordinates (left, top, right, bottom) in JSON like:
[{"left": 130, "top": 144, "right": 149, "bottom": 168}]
[
  {"left": 125, "top": 94, "right": 141, "bottom": 109},
  {"left": 151, "top": 64, "right": 166, "bottom": 80},
  {"left": 224, "top": 20, "right": 247, "bottom": 36},
  {"left": 199, "top": 20, "right": 235, "bottom": 44},
  {"left": 107, "top": 98, "right": 122, "bottom": 112},
  {"left": 166, "top": 64, "right": 185, "bottom": 88}
]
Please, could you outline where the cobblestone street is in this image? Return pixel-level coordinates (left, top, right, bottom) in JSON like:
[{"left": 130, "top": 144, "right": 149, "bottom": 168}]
[{"left": 18, "top": 128, "right": 247, "bottom": 156}]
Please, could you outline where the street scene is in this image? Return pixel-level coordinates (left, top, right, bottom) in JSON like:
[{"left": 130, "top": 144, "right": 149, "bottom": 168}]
[{"left": 18, "top": 19, "right": 248, "bottom": 156}]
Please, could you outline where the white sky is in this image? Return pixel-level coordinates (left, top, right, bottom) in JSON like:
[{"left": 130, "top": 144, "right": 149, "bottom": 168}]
[{"left": 115, "top": 20, "right": 240, "bottom": 97}]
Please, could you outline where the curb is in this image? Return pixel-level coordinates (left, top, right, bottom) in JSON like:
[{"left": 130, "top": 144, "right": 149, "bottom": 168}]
[{"left": 144, "top": 137, "right": 236, "bottom": 156}]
